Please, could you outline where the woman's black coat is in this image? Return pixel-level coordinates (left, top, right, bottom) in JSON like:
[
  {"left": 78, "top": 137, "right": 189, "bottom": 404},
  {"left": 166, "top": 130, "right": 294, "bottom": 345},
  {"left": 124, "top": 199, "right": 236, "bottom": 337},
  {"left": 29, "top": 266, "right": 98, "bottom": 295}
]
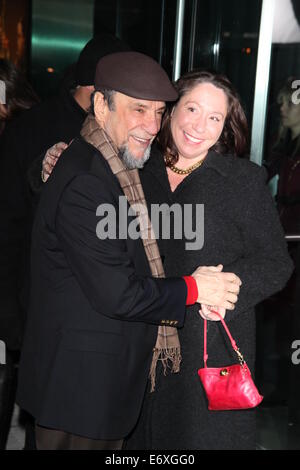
[{"left": 127, "top": 147, "right": 293, "bottom": 450}]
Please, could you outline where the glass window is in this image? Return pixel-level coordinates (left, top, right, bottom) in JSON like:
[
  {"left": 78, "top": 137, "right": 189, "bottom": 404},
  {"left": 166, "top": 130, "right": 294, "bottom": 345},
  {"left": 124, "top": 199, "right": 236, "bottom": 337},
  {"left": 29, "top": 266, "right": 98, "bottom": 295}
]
[
  {"left": 182, "top": 0, "right": 262, "bottom": 123},
  {"left": 94, "top": 0, "right": 176, "bottom": 77},
  {"left": 256, "top": 0, "right": 300, "bottom": 450},
  {"left": 31, "top": 0, "right": 94, "bottom": 98}
]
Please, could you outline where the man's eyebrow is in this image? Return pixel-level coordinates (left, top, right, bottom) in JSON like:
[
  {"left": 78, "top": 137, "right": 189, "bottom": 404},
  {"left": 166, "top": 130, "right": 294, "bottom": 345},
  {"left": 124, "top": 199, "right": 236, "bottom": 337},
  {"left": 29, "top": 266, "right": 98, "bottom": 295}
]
[
  {"left": 132, "top": 102, "right": 166, "bottom": 111},
  {"left": 134, "top": 103, "right": 148, "bottom": 108}
]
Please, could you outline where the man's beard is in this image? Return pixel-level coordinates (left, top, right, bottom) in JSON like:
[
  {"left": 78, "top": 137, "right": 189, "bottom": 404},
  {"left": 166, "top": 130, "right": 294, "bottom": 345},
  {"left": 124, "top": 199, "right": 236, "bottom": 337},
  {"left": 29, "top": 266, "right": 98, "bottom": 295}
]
[{"left": 119, "top": 143, "right": 152, "bottom": 169}]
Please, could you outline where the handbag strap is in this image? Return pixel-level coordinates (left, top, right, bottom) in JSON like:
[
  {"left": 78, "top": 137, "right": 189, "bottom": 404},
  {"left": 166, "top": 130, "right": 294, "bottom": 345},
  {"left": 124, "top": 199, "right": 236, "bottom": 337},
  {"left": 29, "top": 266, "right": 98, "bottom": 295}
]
[{"left": 203, "top": 310, "right": 245, "bottom": 368}]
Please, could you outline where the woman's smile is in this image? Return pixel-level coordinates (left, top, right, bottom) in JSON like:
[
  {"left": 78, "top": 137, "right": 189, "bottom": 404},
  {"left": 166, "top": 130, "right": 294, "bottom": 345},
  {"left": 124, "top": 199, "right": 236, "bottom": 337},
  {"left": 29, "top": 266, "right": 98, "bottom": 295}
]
[{"left": 183, "top": 130, "right": 205, "bottom": 145}]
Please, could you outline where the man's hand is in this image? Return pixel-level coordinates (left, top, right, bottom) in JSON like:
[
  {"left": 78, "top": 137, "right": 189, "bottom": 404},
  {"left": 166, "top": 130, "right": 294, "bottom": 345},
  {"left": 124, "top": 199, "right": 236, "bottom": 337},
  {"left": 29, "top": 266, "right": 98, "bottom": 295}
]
[
  {"left": 41, "top": 141, "right": 68, "bottom": 182},
  {"left": 192, "top": 264, "right": 241, "bottom": 310},
  {"left": 199, "top": 305, "right": 226, "bottom": 321}
]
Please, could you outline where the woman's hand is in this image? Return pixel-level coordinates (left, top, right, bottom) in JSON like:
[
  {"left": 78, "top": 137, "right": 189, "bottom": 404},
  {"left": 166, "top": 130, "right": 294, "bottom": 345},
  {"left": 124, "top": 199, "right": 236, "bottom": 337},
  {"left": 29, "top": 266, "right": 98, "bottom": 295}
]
[
  {"left": 41, "top": 141, "right": 68, "bottom": 182},
  {"left": 199, "top": 304, "right": 226, "bottom": 321}
]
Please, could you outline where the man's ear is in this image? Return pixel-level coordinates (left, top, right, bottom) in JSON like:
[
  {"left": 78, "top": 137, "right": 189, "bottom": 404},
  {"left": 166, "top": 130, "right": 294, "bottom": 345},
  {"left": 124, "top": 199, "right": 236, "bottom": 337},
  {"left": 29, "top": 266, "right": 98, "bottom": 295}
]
[
  {"left": 85, "top": 85, "right": 94, "bottom": 92},
  {"left": 94, "top": 92, "right": 108, "bottom": 126}
]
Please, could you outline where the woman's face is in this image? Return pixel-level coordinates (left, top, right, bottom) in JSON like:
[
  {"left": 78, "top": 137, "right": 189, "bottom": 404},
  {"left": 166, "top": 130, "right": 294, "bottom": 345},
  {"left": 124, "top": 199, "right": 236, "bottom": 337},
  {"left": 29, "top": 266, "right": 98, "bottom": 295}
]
[
  {"left": 279, "top": 93, "right": 300, "bottom": 131},
  {"left": 170, "top": 82, "right": 228, "bottom": 164}
]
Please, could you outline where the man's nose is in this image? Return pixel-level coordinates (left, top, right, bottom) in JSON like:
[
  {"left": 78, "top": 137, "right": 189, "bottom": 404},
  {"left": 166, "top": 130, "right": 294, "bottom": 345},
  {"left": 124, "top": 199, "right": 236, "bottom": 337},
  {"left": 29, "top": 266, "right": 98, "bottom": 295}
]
[{"left": 144, "top": 113, "right": 162, "bottom": 136}]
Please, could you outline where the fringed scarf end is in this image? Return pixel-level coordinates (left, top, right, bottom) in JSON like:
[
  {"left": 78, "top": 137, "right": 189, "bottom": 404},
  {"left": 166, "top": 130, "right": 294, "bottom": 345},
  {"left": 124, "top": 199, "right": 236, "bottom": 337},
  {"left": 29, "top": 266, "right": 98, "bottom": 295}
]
[{"left": 149, "top": 347, "right": 182, "bottom": 393}]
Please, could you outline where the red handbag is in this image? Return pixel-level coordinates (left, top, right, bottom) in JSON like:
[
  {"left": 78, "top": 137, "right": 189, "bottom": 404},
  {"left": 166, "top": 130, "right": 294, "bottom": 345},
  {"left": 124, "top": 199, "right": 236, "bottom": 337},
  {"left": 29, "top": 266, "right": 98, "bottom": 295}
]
[{"left": 197, "top": 310, "right": 263, "bottom": 410}]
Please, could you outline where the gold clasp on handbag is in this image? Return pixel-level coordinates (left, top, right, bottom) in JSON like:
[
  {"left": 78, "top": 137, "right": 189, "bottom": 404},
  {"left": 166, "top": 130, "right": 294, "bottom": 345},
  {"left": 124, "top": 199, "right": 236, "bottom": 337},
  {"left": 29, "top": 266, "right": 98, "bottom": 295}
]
[
  {"left": 220, "top": 368, "right": 229, "bottom": 376},
  {"left": 235, "top": 348, "right": 245, "bottom": 367}
]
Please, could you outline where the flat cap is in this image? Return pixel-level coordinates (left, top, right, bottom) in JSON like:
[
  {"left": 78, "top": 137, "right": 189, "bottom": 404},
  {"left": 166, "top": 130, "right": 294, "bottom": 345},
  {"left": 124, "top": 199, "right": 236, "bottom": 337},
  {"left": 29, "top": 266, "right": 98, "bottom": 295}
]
[
  {"left": 75, "top": 34, "right": 131, "bottom": 86},
  {"left": 94, "top": 51, "right": 178, "bottom": 102}
]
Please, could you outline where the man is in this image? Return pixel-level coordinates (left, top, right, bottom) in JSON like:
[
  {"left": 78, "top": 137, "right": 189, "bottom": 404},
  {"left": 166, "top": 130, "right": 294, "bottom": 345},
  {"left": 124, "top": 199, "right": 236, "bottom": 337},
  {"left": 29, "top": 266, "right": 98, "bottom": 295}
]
[
  {"left": 0, "top": 34, "right": 130, "bottom": 341},
  {"left": 17, "top": 52, "right": 241, "bottom": 450},
  {"left": 0, "top": 34, "right": 131, "bottom": 450}
]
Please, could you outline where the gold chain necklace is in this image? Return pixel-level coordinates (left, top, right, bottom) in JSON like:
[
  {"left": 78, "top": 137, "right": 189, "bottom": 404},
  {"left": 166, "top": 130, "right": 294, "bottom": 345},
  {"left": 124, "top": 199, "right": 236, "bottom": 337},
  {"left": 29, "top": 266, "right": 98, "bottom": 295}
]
[{"left": 166, "top": 157, "right": 205, "bottom": 175}]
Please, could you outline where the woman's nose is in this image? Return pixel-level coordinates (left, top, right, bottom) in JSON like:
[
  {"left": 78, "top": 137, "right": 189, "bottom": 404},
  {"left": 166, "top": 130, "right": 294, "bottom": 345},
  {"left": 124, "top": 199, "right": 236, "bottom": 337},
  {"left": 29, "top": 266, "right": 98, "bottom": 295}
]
[
  {"left": 193, "top": 115, "right": 206, "bottom": 133},
  {"left": 280, "top": 101, "right": 288, "bottom": 113}
]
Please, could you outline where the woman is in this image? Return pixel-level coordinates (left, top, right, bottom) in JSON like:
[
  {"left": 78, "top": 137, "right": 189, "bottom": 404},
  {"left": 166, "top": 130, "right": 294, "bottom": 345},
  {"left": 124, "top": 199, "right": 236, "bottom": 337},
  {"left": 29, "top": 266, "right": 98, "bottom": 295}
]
[{"left": 126, "top": 71, "right": 293, "bottom": 450}]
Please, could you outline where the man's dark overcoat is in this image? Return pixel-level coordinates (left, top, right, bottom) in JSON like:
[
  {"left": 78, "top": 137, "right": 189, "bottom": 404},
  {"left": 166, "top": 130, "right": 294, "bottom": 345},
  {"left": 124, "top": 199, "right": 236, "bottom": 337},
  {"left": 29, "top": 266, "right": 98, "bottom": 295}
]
[{"left": 16, "top": 137, "right": 187, "bottom": 440}]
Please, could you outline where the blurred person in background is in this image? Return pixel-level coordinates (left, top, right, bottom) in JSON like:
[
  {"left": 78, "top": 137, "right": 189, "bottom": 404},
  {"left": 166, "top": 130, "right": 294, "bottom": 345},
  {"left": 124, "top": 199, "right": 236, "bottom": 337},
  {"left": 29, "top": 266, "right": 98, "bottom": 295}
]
[
  {"left": 266, "top": 77, "right": 300, "bottom": 234},
  {"left": 0, "top": 59, "right": 39, "bottom": 450},
  {"left": 265, "top": 77, "right": 300, "bottom": 427},
  {"left": 0, "top": 59, "right": 38, "bottom": 135}
]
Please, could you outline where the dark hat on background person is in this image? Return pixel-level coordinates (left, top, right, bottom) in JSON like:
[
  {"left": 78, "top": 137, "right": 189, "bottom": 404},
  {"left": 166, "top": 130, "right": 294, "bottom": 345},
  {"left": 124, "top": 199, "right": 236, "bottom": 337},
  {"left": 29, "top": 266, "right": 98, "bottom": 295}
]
[
  {"left": 94, "top": 52, "right": 178, "bottom": 102},
  {"left": 75, "top": 33, "right": 131, "bottom": 86}
]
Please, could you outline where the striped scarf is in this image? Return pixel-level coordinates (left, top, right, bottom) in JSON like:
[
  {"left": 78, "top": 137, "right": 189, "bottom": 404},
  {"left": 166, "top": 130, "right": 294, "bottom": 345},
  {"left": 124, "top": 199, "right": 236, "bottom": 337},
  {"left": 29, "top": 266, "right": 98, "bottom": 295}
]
[{"left": 81, "top": 114, "right": 181, "bottom": 391}]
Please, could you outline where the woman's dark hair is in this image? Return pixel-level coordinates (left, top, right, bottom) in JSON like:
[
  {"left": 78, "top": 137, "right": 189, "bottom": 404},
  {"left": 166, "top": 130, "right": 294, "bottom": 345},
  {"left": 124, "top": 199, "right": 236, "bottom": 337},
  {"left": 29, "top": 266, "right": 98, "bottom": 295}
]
[
  {"left": 0, "top": 59, "right": 39, "bottom": 121},
  {"left": 158, "top": 70, "right": 249, "bottom": 164}
]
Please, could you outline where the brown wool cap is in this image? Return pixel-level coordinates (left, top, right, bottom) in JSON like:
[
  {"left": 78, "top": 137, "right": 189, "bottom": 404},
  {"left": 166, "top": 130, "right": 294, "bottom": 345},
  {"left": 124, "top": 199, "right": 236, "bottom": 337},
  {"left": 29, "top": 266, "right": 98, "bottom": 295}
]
[{"left": 94, "top": 51, "right": 178, "bottom": 102}]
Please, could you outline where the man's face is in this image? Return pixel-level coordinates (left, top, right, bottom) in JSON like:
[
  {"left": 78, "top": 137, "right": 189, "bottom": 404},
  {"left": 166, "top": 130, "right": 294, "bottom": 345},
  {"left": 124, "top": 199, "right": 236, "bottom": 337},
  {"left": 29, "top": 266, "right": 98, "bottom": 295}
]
[{"left": 95, "top": 91, "right": 166, "bottom": 163}]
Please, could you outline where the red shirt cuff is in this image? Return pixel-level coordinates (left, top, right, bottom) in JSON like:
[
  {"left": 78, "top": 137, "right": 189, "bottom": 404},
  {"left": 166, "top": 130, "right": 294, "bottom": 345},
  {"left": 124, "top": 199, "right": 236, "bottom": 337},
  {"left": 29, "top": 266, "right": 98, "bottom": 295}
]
[{"left": 183, "top": 276, "right": 198, "bottom": 305}]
